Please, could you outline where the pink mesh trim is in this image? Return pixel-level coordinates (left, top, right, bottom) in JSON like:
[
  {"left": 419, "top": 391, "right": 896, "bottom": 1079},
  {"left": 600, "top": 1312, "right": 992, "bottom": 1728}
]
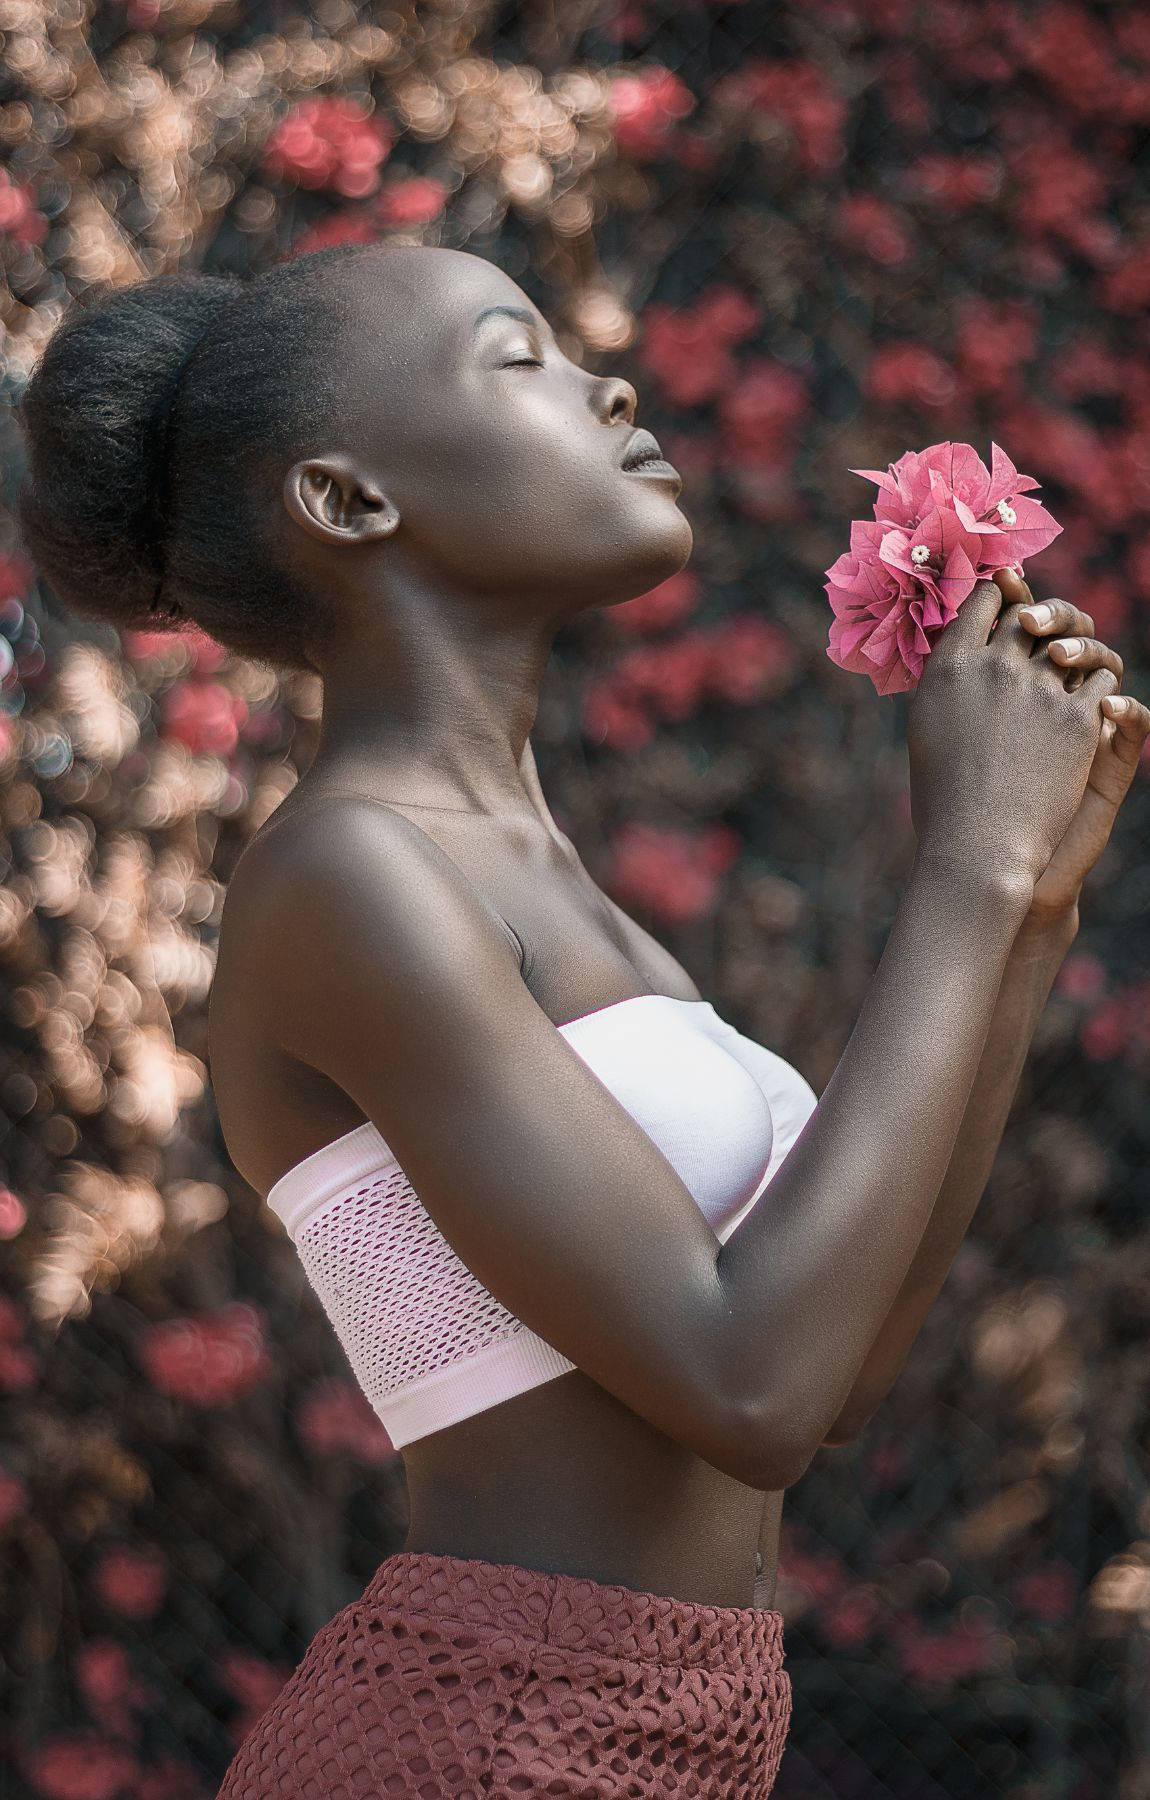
[
  {"left": 215, "top": 1550, "right": 792, "bottom": 1798},
  {"left": 293, "top": 1161, "right": 575, "bottom": 1449}
]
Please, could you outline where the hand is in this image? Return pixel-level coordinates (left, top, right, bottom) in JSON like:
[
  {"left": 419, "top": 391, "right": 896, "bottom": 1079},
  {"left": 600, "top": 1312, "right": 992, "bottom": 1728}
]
[
  {"left": 998, "top": 568, "right": 1150, "bottom": 926},
  {"left": 908, "top": 574, "right": 1118, "bottom": 895}
]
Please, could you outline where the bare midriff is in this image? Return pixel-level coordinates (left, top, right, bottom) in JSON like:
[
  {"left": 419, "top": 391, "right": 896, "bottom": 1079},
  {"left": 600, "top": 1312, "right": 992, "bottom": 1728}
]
[{"left": 400, "top": 1364, "right": 781, "bottom": 1610}]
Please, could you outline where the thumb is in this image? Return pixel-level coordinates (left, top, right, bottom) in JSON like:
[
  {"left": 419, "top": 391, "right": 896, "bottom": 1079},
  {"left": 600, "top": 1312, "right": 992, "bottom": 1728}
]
[{"left": 945, "top": 576, "right": 1005, "bottom": 650}]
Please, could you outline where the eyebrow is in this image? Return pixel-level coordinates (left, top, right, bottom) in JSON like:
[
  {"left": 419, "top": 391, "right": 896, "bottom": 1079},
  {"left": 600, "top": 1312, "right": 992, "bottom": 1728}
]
[{"left": 470, "top": 304, "right": 544, "bottom": 339}]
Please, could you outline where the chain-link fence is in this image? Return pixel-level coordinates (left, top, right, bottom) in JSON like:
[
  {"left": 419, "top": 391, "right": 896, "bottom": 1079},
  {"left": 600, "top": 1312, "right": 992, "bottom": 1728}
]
[{"left": 1, "top": 1, "right": 1148, "bottom": 1794}]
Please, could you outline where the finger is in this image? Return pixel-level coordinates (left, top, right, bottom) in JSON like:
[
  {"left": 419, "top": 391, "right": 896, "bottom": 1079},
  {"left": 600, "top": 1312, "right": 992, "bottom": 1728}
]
[
  {"left": 947, "top": 576, "right": 1010, "bottom": 652},
  {"left": 994, "top": 599, "right": 1058, "bottom": 661},
  {"left": 1079, "top": 665, "right": 1121, "bottom": 713},
  {"left": 1046, "top": 636, "right": 1124, "bottom": 687},
  {"left": 1100, "top": 693, "right": 1150, "bottom": 764},
  {"left": 1015, "top": 595, "right": 1097, "bottom": 642},
  {"left": 992, "top": 567, "right": 1031, "bottom": 608}
]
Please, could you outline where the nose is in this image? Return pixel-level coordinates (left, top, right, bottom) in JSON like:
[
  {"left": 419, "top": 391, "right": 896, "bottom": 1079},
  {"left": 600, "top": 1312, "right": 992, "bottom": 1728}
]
[{"left": 596, "top": 375, "right": 636, "bottom": 426}]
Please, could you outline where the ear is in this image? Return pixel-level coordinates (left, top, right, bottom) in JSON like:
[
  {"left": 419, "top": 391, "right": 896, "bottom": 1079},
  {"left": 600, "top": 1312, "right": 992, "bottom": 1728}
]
[{"left": 282, "top": 452, "right": 400, "bottom": 548}]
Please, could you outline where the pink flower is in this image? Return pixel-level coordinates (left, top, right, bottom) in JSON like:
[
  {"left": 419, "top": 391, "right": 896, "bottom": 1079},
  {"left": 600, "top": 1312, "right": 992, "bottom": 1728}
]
[
  {"left": 0, "top": 1469, "right": 28, "bottom": 1531},
  {"left": 262, "top": 98, "right": 394, "bottom": 199},
  {"left": 712, "top": 59, "right": 846, "bottom": 175},
  {"left": 294, "top": 1377, "right": 395, "bottom": 1463},
  {"left": 706, "top": 616, "right": 798, "bottom": 703},
  {"left": 137, "top": 1302, "right": 272, "bottom": 1407},
  {"left": 23, "top": 1736, "right": 139, "bottom": 1800},
  {"left": 91, "top": 1545, "right": 167, "bottom": 1619},
  {"left": 374, "top": 175, "right": 449, "bottom": 229},
  {"left": 75, "top": 1639, "right": 150, "bottom": 1737},
  {"left": 610, "top": 570, "right": 702, "bottom": 635},
  {"left": 895, "top": 1618, "right": 996, "bottom": 1685},
  {"left": 0, "top": 1186, "right": 27, "bottom": 1238},
  {"left": 637, "top": 286, "right": 760, "bottom": 408},
  {"left": 1010, "top": 1559, "right": 1078, "bottom": 1623},
  {"left": 718, "top": 357, "right": 809, "bottom": 466},
  {"left": 825, "top": 442, "right": 1062, "bottom": 695},
  {"left": 607, "top": 67, "right": 695, "bottom": 161},
  {"left": 158, "top": 679, "right": 248, "bottom": 758},
  {"left": 606, "top": 822, "right": 740, "bottom": 925},
  {"left": 865, "top": 342, "right": 957, "bottom": 410}
]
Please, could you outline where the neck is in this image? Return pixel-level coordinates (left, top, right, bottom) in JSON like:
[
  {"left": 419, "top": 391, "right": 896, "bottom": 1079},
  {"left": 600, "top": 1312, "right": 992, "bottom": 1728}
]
[{"left": 311, "top": 577, "right": 563, "bottom": 819}]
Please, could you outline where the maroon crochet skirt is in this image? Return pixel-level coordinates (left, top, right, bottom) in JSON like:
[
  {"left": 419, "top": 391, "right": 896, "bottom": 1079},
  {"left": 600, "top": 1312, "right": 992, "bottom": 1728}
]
[{"left": 215, "top": 1548, "right": 792, "bottom": 1798}]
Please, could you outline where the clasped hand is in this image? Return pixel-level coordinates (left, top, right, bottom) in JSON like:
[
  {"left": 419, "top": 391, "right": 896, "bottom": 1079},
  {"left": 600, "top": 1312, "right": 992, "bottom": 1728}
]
[{"left": 993, "top": 566, "right": 1149, "bottom": 926}]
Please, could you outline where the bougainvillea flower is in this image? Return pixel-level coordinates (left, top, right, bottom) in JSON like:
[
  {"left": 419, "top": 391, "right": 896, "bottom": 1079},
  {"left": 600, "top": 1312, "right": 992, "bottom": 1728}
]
[{"left": 825, "top": 441, "right": 1062, "bottom": 694}]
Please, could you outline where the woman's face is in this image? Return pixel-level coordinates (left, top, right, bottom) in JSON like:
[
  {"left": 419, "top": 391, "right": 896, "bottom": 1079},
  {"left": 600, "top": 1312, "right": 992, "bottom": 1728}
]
[{"left": 329, "top": 246, "right": 693, "bottom": 615}]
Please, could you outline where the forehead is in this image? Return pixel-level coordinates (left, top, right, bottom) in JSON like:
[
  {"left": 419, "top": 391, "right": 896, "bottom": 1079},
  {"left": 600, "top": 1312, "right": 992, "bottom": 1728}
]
[{"left": 338, "top": 247, "right": 547, "bottom": 363}]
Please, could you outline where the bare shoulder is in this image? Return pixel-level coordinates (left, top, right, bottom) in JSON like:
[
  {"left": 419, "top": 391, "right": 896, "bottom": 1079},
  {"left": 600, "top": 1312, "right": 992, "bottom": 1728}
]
[{"left": 222, "top": 790, "right": 523, "bottom": 972}]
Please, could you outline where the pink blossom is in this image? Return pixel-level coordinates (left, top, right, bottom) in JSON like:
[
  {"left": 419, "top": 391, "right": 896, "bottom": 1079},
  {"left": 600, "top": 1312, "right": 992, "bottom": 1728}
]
[
  {"left": 216, "top": 1649, "right": 292, "bottom": 1748},
  {"left": 706, "top": 616, "right": 798, "bottom": 703},
  {"left": 294, "top": 1376, "right": 395, "bottom": 1462},
  {"left": 131, "top": 1761, "right": 211, "bottom": 1800},
  {"left": 581, "top": 676, "right": 654, "bottom": 751},
  {"left": 1056, "top": 953, "right": 1107, "bottom": 1003},
  {"left": 638, "top": 287, "right": 760, "bottom": 408},
  {"left": 611, "top": 570, "right": 702, "bottom": 635},
  {"left": 0, "top": 1340, "right": 37, "bottom": 1391},
  {"left": 0, "top": 169, "right": 48, "bottom": 245},
  {"left": 865, "top": 342, "right": 956, "bottom": 411},
  {"left": 23, "top": 1736, "right": 139, "bottom": 1800},
  {"left": 712, "top": 59, "right": 846, "bottom": 176},
  {"left": 825, "top": 442, "right": 1062, "bottom": 695},
  {"left": 91, "top": 1544, "right": 167, "bottom": 1619},
  {"left": 718, "top": 357, "right": 809, "bottom": 467},
  {"left": 1010, "top": 1559, "right": 1078, "bottom": 1622},
  {"left": 0, "top": 1185, "right": 27, "bottom": 1238},
  {"left": 821, "top": 1584, "right": 881, "bottom": 1649},
  {"left": 1102, "top": 245, "right": 1150, "bottom": 316},
  {"left": 607, "top": 68, "right": 695, "bottom": 162},
  {"left": 866, "top": 1438, "right": 909, "bottom": 1488},
  {"left": 895, "top": 1617, "right": 996, "bottom": 1685},
  {"left": 835, "top": 193, "right": 914, "bottom": 267},
  {"left": 158, "top": 680, "right": 248, "bottom": 758},
  {"left": 375, "top": 175, "right": 449, "bottom": 229},
  {"left": 606, "top": 821, "right": 740, "bottom": 925},
  {"left": 289, "top": 211, "right": 379, "bottom": 258},
  {"left": 0, "top": 1470, "right": 28, "bottom": 1531},
  {"left": 262, "top": 97, "right": 394, "bottom": 199},
  {"left": 137, "top": 1302, "right": 272, "bottom": 1407},
  {"left": 75, "top": 1639, "right": 150, "bottom": 1737},
  {"left": 955, "top": 298, "right": 1037, "bottom": 399},
  {"left": 908, "top": 152, "right": 1002, "bottom": 211}
]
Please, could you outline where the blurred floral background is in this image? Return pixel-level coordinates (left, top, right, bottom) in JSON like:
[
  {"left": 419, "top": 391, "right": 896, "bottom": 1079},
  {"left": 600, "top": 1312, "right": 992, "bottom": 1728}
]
[{"left": 0, "top": 1, "right": 1148, "bottom": 1795}]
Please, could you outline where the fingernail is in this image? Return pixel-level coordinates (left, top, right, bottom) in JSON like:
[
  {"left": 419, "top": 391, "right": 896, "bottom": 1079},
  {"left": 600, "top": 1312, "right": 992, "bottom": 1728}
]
[
  {"left": 1108, "top": 696, "right": 1130, "bottom": 713},
  {"left": 1026, "top": 604, "right": 1053, "bottom": 625},
  {"left": 1059, "top": 637, "right": 1083, "bottom": 657}
]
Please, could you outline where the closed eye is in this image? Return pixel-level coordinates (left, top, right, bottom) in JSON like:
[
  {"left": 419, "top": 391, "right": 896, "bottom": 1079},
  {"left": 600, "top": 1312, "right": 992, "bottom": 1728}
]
[{"left": 504, "top": 356, "right": 543, "bottom": 368}]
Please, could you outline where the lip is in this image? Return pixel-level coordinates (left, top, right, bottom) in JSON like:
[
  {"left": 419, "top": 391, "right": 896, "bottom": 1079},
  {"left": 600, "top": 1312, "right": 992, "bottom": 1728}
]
[{"left": 620, "top": 427, "right": 681, "bottom": 481}]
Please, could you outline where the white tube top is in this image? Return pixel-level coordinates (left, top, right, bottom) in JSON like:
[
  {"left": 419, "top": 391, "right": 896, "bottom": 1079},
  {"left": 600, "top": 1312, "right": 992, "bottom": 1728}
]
[{"left": 265, "top": 993, "right": 819, "bottom": 1451}]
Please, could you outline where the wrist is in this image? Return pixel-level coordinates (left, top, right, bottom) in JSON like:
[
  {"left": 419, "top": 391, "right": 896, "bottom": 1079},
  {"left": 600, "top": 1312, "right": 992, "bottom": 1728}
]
[
  {"left": 910, "top": 841, "right": 1035, "bottom": 920},
  {"left": 1014, "top": 900, "right": 1080, "bottom": 955}
]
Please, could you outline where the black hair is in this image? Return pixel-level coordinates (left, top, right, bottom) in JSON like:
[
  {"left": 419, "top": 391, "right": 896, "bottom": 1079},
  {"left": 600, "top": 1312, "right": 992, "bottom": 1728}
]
[{"left": 17, "top": 243, "right": 381, "bottom": 675}]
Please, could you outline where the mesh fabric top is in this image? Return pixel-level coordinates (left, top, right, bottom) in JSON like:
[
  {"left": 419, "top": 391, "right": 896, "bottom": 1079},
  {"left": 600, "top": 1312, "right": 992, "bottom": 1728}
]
[{"left": 265, "top": 994, "right": 819, "bottom": 1449}]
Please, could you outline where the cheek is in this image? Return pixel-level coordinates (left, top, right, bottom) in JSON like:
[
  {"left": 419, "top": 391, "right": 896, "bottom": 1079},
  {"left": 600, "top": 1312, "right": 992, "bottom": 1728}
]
[{"left": 395, "top": 389, "right": 690, "bottom": 587}]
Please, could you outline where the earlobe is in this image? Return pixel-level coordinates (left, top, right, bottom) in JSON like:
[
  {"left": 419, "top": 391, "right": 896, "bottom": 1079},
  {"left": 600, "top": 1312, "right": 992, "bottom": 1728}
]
[{"left": 283, "top": 456, "right": 400, "bottom": 548}]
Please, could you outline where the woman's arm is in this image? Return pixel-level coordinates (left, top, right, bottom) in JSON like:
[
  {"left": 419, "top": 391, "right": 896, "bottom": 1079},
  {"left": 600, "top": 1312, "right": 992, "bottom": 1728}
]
[
  {"left": 717, "top": 843, "right": 1034, "bottom": 1483},
  {"left": 819, "top": 904, "right": 1078, "bottom": 1446}
]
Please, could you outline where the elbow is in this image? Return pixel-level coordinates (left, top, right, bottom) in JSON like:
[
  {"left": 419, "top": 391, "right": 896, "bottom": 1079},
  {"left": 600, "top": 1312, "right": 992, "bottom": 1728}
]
[{"left": 722, "top": 1399, "right": 828, "bottom": 1492}]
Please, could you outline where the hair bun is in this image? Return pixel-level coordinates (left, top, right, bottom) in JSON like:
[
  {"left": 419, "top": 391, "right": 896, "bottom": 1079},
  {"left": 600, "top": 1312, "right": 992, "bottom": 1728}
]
[{"left": 18, "top": 271, "right": 243, "bottom": 631}]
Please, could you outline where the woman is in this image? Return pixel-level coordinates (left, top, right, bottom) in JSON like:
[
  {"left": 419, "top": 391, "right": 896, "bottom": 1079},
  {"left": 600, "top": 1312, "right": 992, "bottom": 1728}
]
[{"left": 18, "top": 242, "right": 1145, "bottom": 1798}]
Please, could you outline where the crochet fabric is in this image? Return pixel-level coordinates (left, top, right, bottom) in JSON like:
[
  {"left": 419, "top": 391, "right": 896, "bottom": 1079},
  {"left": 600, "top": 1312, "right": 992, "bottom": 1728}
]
[{"left": 215, "top": 1549, "right": 792, "bottom": 1798}]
